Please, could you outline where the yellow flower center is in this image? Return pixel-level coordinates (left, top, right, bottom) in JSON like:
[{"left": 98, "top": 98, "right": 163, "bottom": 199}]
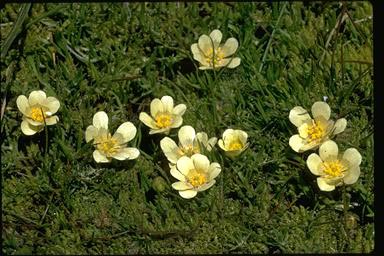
[
  {"left": 307, "top": 120, "right": 325, "bottom": 143},
  {"left": 96, "top": 134, "right": 119, "bottom": 156},
  {"left": 228, "top": 140, "right": 243, "bottom": 151},
  {"left": 187, "top": 169, "right": 207, "bottom": 187},
  {"left": 181, "top": 144, "right": 200, "bottom": 156},
  {"left": 322, "top": 160, "right": 346, "bottom": 178},
  {"left": 30, "top": 107, "right": 46, "bottom": 122},
  {"left": 155, "top": 113, "right": 173, "bottom": 128},
  {"left": 206, "top": 47, "right": 225, "bottom": 67}
]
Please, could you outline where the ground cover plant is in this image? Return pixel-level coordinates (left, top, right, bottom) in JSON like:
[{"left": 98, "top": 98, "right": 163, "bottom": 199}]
[{"left": 1, "top": 2, "right": 374, "bottom": 254}]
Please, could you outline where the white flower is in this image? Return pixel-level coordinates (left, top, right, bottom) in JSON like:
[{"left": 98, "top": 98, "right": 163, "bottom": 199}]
[
  {"left": 16, "top": 90, "right": 60, "bottom": 135},
  {"left": 160, "top": 125, "right": 217, "bottom": 164},
  {"left": 170, "top": 154, "right": 221, "bottom": 199},
  {"left": 306, "top": 140, "right": 362, "bottom": 191},
  {"left": 218, "top": 129, "right": 248, "bottom": 158},
  {"left": 85, "top": 111, "right": 140, "bottom": 163},
  {"left": 289, "top": 101, "right": 347, "bottom": 153},
  {"left": 139, "top": 95, "right": 186, "bottom": 135},
  {"left": 191, "top": 29, "right": 241, "bottom": 70}
]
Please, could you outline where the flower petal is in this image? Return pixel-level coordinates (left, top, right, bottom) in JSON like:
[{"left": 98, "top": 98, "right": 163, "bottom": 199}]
[
  {"left": 311, "top": 101, "right": 331, "bottom": 120},
  {"left": 150, "top": 98, "right": 163, "bottom": 118},
  {"left": 160, "top": 137, "right": 180, "bottom": 164},
  {"left": 170, "top": 116, "right": 183, "bottom": 128},
  {"left": 206, "top": 137, "right": 217, "bottom": 151},
  {"left": 113, "top": 148, "right": 140, "bottom": 160},
  {"left": 93, "top": 111, "right": 108, "bottom": 129},
  {"left": 209, "top": 29, "right": 222, "bottom": 48},
  {"left": 149, "top": 127, "right": 170, "bottom": 135},
  {"left": 176, "top": 156, "right": 194, "bottom": 176},
  {"left": 172, "top": 104, "right": 186, "bottom": 116},
  {"left": 161, "top": 96, "right": 174, "bottom": 113},
  {"left": 226, "top": 57, "right": 241, "bottom": 68},
  {"left": 45, "top": 116, "right": 58, "bottom": 125},
  {"left": 317, "top": 177, "right": 335, "bottom": 191},
  {"left": 191, "top": 43, "right": 208, "bottom": 66},
  {"left": 114, "top": 122, "right": 136, "bottom": 143},
  {"left": 28, "top": 90, "right": 46, "bottom": 106},
  {"left": 289, "top": 106, "right": 311, "bottom": 127},
  {"left": 208, "top": 162, "right": 221, "bottom": 180},
  {"left": 172, "top": 181, "right": 193, "bottom": 191},
  {"left": 342, "top": 148, "right": 362, "bottom": 167},
  {"left": 218, "top": 139, "right": 225, "bottom": 151},
  {"left": 198, "top": 34, "right": 213, "bottom": 55},
  {"left": 170, "top": 166, "right": 186, "bottom": 182},
  {"left": 43, "top": 97, "right": 60, "bottom": 114},
  {"left": 289, "top": 134, "right": 305, "bottom": 153},
  {"left": 319, "top": 140, "right": 338, "bottom": 161},
  {"left": 85, "top": 125, "right": 99, "bottom": 142},
  {"left": 306, "top": 153, "right": 323, "bottom": 175},
  {"left": 139, "top": 112, "right": 157, "bottom": 129},
  {"left": 343, "top": 166, "right": 360, "bottom": 185},
  {"left": 178, "top": 125, "right": 196, "bottom": 148},
  {"left": 178, "top": 189, "right": 198, "bottom": 199},
  {"left": 21, "top": 120, "right": 40, "bottom": 135},
  {"left": 221, "top": 38, "right": 238, "bottom": 57},
  {"left": 93, "top": 150, "right": 110, "bottom": 163},
  {"left": 16, "top": 95, "right": 29, "bottom": 116},
  {"left": 333, "top": 118, "right": 347, "bottom": 135},
  {"left": 197, "top": 180, "right": 216, "bottom": 192},
  {"left": 191, "top": 154, "right": 210, "bottom": 172}
]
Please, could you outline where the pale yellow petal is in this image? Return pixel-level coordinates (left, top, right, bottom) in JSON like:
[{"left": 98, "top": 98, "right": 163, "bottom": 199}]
[
  {"left": 114, "top": 122, "right": 136, "bottom": 143},
  {"left": 342, "top": 148, "right": 362, "bottom": 167},
  {"left": 45, "top": 116, "right": 58, "bottom": 125},
  {"left": 139, "top": 112, "right": 157, "bottom": 129},
  {"left": 191, "top": 43, "right": 208, "bottom": 66},
  {"left": 198, "top": 34, "right": 213, "bottom": 55},
  {"left": 191, "top": 154, "right": 209, "bottom": 172},
  {"left": 298, "top": 122, "right": 309, "bottom": 138},
  {"left": 208, "top": 162, "right": 221, "bottom": 180},
  {"left": 311, "top": 101, "right": 331, "bottom": 120},
  {"left": 149, "top": 127, "right": 170, "bottom": 135},
  {"left": 113, "top": 148, "right": 140, "bottom": 160},
  {"left": 289, "top": 134, "right": 305, "bottom": 153},
  {"left": 93, "top": 111, "right": 108, "bottom": 129},
  {"left": 150, "top": 98, "right": 163, "bottom": 118},
  {"left": 289, "top": 106, "right": 311, "bottom": 127},
  {"left": 343, "top": 166, "right": 360, "bottom": 185},
  {"left": 178, "top": 189, "right": 198, "bottom": 199},
  {"left": 209, "top": 29, "right": 222, "bottom": 48},
  {"left": 172, "top": 104, "right": 186, "bottom": 116},
  {"left": 197, "top": 180, "right": 215, "bottom": 192},
  {"left": 226, "top": 57, "right": 241, "bottom": 68},
  {"left": 306, "top": 153, "right": 323, "bottom": 175},
  {"left": 333, "top": 118, "right": 347, "bottom": 135},
  {"left": 85, "top": 125, "right": 99, "bottom": 142},
  {"left": 218, "top": 139, "right": 226, "bottom": 151},
  {"left": 170, "top": 116, "right": 183, "bottom": 128},
  {"left": 28, "top": 90, "right": 46, "bottom": 106},
  {"left": 170, "top": 166, "right": 186, "bottom": 182},
  {"left": 161, "top": 95, "right": 174, "bottom": 113},
  {"left": 93, "top": 150, "right": 110, "bottom": 163},
  {"left": 206, "top": 137, "right": 217, "bottom": 151},
  {"left": 178, "top": 125, "right": 196, "bottom": 148},
  {"left": 319, "top": 140, "right": 338, "bottom": 161},
  {"left": 160, "top": 137, "right": 180, "bottom": 164},
  {"left": 43, "top": 96, "right": 60, "bottom": 114},
  {"left": 317, "top": 177, "right": 335, "bottom": 191},
  {"left": 16, "top": 95, "right": 29, "bottom": 116},
  {"left": 176, "top": 156, "right": 194, "bottom": 176},
  {"left": 21, "top": 120, "right": 41, "bottom": 135},
  {"left": 172, "top": 181, "right": 193, "bottom": 191},
  {"left": 221, "top": 38, "right": 238, "bottom": 57}
]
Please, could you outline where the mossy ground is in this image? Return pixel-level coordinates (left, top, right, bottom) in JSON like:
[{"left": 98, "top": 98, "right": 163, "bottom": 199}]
[{"left": 1, "top": 2, "right": 373, "bottom": 254}]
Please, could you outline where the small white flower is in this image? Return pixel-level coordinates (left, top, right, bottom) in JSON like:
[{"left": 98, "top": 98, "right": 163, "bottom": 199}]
[
  {"left": 218, "top": 129, "right": 248, "bottom": 158},
  {"left": 85, "top": 111, "right": 140, "bottom": 163}
]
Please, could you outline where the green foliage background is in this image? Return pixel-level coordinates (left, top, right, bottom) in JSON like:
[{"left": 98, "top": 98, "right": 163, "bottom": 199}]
[{"left": 1, "top": 2, "right": 373, "bottom": 254}]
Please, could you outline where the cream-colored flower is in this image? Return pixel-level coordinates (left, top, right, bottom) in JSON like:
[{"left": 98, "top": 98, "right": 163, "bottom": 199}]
[
  {"left": 191, "top": 29, "right": 241, "bottom": 70},
  {"left": 306, "top": 140, "right": 362, "bottom": 191},
  {"left": 170, "top": 154, "right": 221, "bottom": 199},
  {"left": 160, "top": 125, "right": 217, "bottom": 164},
  {"left": 218, "top": 128, "right": 248, "bottom": 158},
  {"left": 16, "top": 90, "right": 60, "bottom": 135},
  {"left": 85, "top": 111, "right": 140, "bottom": 163},
  {"left": 289, "top": 101, "right": 347, "bottom": 153},
  {"left": 139, "top": 95, "right": 186, "bottom": 135}
]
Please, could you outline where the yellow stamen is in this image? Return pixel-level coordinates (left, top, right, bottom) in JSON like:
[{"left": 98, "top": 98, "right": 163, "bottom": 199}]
[
  {"left": 30, "top": 107, "right": 46, "bottom": 122},
  {"left": 205, "top": 47, "right": 225, "bottom": 67},
  {"left": 96, "top": 134, "right": 119, "bottom": 156},
  {"left": 181, "top": 143, "right": 200, "bottom": 156},
  {"left": 155, "top": 113, "right": 173, "bottom": 128},
  {"left": 322, "top": 160, "right": 346, "bottom": 178},
  {"left": 306, "top": 120, "right": 325, "bottom": 143},
  {"left": 187, "top": 169, "right": 207, "bottom": 187},
  {"left": 228, "top": 140, "right": 243, "bottom": 151}
]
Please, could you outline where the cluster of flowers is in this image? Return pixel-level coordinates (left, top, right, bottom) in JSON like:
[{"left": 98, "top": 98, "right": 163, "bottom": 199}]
[
  {"left": 288, "top": 101, "right": 362, "bottom": 191},
  {"left": 16, "top": 29, "right": 248, "bottom": 199}
]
